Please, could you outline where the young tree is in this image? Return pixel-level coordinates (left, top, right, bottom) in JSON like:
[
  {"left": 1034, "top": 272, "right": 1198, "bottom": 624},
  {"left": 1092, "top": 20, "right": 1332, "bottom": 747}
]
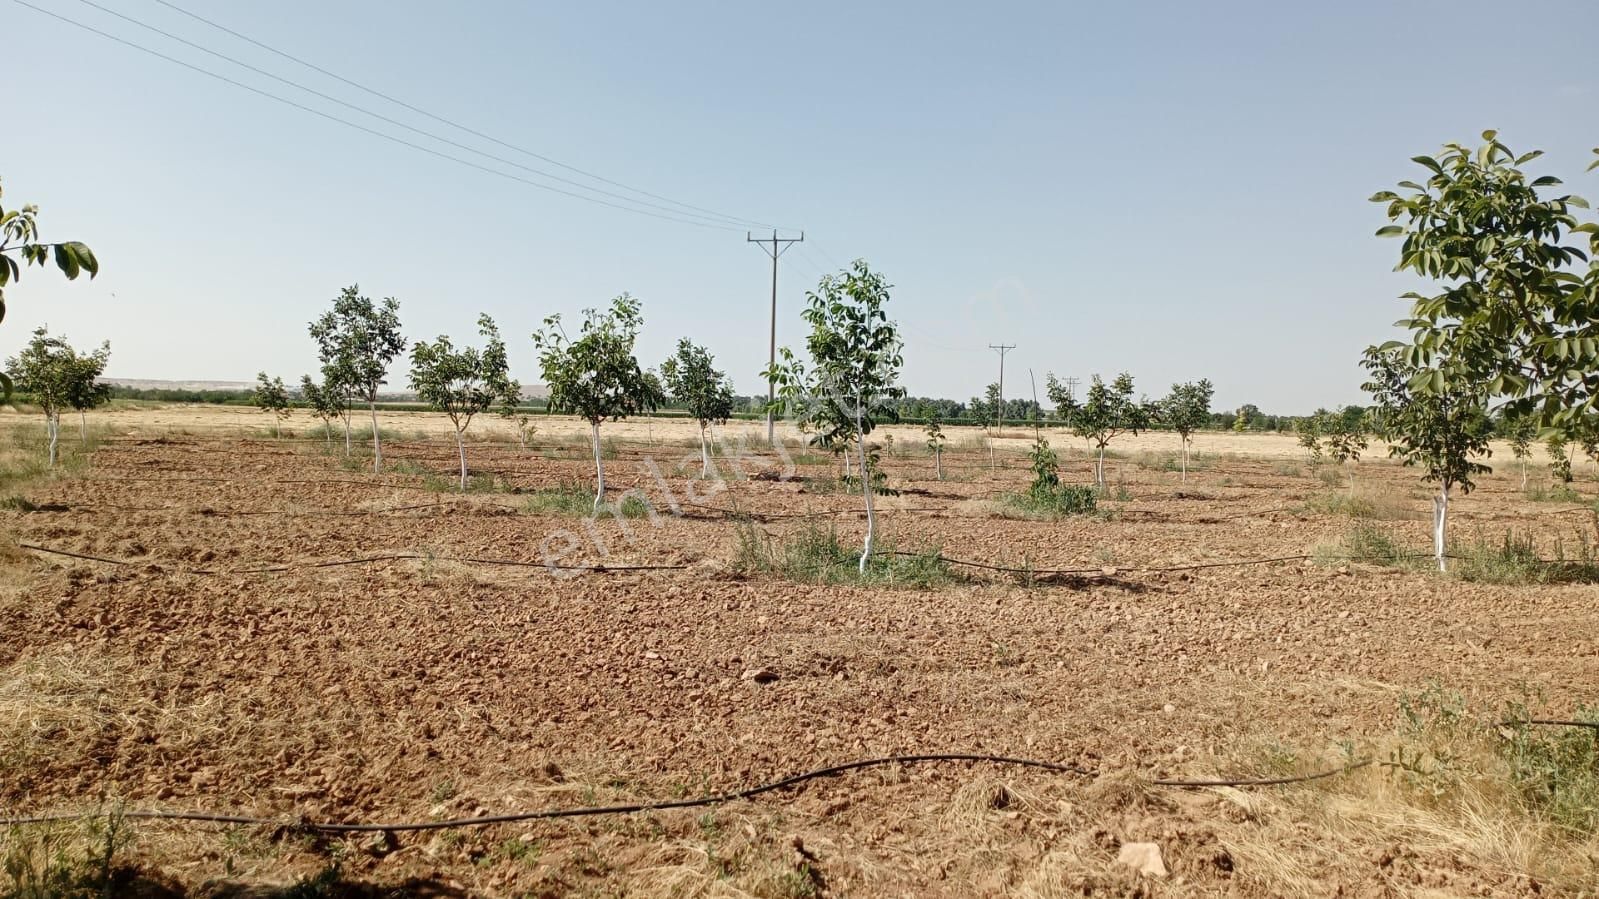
[
  {"left": 1370, "top": 134, "right": 1599, "bottom": 436},
  {"left": 0, "top": 177, "right": 98, "bottom": 399},
  {"left": 1504, "top": 413, "right": 1538, "bottom": 489},
  {"left": 1362, "top": 346, "right": 1492, "bottom": 572},
  {"left": 65, "top": 348, "right": 111, "bottom": 443},
  {"left": 1070, "top": 373, "right": 1150, "bottom": 490},
  {"left": 924, "top": 414, "right": 947, "bottom": 480},
  {"left": 5, "top": 327, "right": 108, "bottom": 466},
  {"left": 300, "top": 374, "right": 344, "bottom": 447},
  {"left": 498, "top": 394, "right": 534, "bottom": 448},
  {"left": 767, "top": 260, "right": 905, "bottom": 573},
  {"left": 1160, "top": 379, "right": 1213, "bottom": 482},
  {"left": 308, "top": 286, "right": 406, "bottom": 472},
  {"left": 660, "top": 338, "right": 735, "bottom": 478},
  {"left": 253, "top": 372, "right": 291, "bottom": 437},
  {"left": 533, "top": 294, "right": 663, "bottom": 510},
  {"left": 408, "top": 314, "right": 520, "bottom": 490},
  {"left": 984, "top": 382, "right": 1003, "bottom": 430},
  {"left": 1548, "top": 435, "right": 1574, "bottom": 483}
]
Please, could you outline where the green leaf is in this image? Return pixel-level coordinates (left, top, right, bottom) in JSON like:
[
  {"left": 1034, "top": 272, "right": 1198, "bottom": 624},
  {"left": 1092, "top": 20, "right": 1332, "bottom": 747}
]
[
  {"left": 1566, "top": 195, "right": 1590, "bottom": 210},
  {"left": 0, "top": 371, "right": 10, "bottom": 404},
  {"left": 1374, "top": 225, "right": 1404, "bottom": 238},
  {"left": 62, "top": 242, "right": 98, "bottom": 278},
  {"left": 1530, "top": 175, "right": 1562, "bottom": 187},
  {"left": 1481, "top": 129, "right": 1498, "bottom": 142},
  {"left": 53, "top": 243, "right": 80, "bottom": 280}
]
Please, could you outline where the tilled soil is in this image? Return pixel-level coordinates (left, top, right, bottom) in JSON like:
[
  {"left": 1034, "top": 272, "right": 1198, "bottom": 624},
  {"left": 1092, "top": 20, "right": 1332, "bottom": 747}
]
[{"left": 3, "top": 431, "right": 1597, "bottom": 897}]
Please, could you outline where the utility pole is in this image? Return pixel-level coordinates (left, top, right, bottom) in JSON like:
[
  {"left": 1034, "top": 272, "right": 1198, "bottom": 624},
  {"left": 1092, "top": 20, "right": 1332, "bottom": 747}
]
[
  {"left": 749, "top": 230, "right": 805, "bottom": 444},
  {"left": 989, "top": 343, "right": 1015, "bottom": 429},
  {"left": 1063, "top": 377, "right": 1080, "bottom": 402}
]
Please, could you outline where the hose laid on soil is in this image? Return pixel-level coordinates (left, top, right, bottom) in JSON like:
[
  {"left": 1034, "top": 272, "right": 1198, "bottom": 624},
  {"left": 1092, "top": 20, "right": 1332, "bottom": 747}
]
[
  {"left": 1, "top": 753, "right": 1374, "bottom": 834},
  {"left": 13, "top": 542, "right": 692, "bottom": 575}
]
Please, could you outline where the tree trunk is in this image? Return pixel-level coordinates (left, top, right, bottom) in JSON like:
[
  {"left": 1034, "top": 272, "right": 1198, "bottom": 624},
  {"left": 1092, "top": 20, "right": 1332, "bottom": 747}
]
[
  {"left": 1096, "top": 444, "right": 1107, "bottom": 490},
  {"left": 79, "top": 409, "right": 87, "bottom": 445},
  {"left": 935, "top": 447, "right": 942, "bottom": 480},
  {"left": 699, "top": 425, "right": 711, "bottom": 478},
  {"left": 856, "top": 411, "right": 875, "bottom": 575},
  {"left": 1433, "top": 483, "right": 1450, "bottom": 573},
  {"left": 325, "top": 421, "right": 333, "bottom": 449},
  {"left": 47, "top": 413, "right": 59, "bottom": 467},
  {"left": 343, "top": 413, "right": 351, "bottom": 456},
  {"left": 1181, "top": 438, "right": 1188, "bottom": 483},
  {"left": 456, "top": 428, "right": 468, "bottom": 491},
  {"left": 1520, "top": 458, "right": 1528, "bottom": 491},
  {"left": 590, "top": 421, "right": 606, "bottom": 511},
  {"left": 369, "top": 401, "right": 382, "bottom": 473}
]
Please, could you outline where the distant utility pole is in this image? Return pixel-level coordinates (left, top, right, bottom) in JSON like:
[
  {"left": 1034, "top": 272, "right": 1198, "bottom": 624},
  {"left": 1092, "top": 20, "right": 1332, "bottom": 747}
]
[
  {"left": 989, "top": 343, "right": 1015, "bottom": 428},
  {"left": 1063, "top": 376, "right": 1080, "bottom": 402},
  {"left": 749, "top": 230, "right": 805, "bottom": 444}
]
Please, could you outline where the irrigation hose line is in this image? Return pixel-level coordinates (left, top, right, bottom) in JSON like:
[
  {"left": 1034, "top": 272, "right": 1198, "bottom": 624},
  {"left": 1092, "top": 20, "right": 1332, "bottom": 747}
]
[{"left": 2, "top": 753, "right": 1375, "bottom": 834}]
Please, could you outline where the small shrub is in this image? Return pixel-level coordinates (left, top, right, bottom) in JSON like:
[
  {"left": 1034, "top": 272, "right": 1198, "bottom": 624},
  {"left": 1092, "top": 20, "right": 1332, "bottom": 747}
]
[
  {"left": 523, "top": 483, "right": 596, "bottom": 516},
  {"left": 1526, "top": 483, "right": 1582, "bottom": 503},
  {"left": 733, "top": 521, "right": 957, "bottom": 588},
  {"left": 1453, "top": 530, "right": 1599, "bottom": 585},
  {"left": 1317, "top": 521, "right": 1408, "bottom": 566}
]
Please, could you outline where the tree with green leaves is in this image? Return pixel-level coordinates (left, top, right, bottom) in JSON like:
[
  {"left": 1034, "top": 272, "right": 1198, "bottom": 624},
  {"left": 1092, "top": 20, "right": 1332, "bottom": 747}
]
[
  {"left": 64, "top": 347, "right": 110, "bottom": 443},
  {"left": 1362, "top": 346, "right": 1492, "bottom": 572},
  {"left": 1159, "top": 379, "right": 1213, "bottom": 482},
  {"left": 766, "top": 260, "right": 905, "bottom": 573},
  {"left": 1504, "top": 413, "right": 1538, "bottom": 490},
  {"left": 300, "top": 374, "right": 345, "bottom": 448},
  {"left": 1370, "top": 133, "right": 1599, "bottom": 433},
  {"left": 1548, "top": 435, "right": 1574, "bottom": 483},
  {"left": 253, "top": 373, "right": 291, "bottom": 438},
  {"left": 661, "top": 338, "right": 735, "bottom": 478},
  {"left": 924, "top": 414, "right": 947, "bottom": 480},
  {"left": 984, "top": 382, "right": 1003, "bottom": 430},
  {"left": 0, "top": 178, "right": 98, "bottom": 399},
  {"left": 1064, "top": 372, "right": 1148, "bottom": 490},
  {"left": 308, "top": 286, "right": 405, "bottom": 472},
  {"left": 409, "top": 314, "right": 520, "bottom": 491},
  {"left": 533, "top": 294, "right": 663, "bottom": 510},
  {"left": 5, "top": 327, "right": 109, "bottom": 466}
]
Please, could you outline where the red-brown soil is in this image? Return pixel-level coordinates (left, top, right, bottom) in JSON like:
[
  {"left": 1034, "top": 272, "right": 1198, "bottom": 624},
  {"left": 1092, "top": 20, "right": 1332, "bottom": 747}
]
[{"left": 3, "top": 430, "right": 1596, "bottom": 897}]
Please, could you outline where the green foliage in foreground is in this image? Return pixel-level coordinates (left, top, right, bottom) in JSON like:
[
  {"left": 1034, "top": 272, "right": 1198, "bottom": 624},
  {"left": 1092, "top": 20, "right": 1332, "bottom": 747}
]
[{"left": 1394, "top": 684, "right": 1599, "bottom": 839}]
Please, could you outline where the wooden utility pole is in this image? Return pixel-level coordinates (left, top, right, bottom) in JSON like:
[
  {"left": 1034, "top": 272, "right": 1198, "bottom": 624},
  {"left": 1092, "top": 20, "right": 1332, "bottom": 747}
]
[{"left": 749, "top": 230, "right": 804, "bottom": 444}]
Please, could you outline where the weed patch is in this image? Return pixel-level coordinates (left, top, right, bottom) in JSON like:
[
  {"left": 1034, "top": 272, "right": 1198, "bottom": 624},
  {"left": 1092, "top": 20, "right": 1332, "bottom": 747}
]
[{"left": 733, "top": 521, "right": 959, "bottom": 588}]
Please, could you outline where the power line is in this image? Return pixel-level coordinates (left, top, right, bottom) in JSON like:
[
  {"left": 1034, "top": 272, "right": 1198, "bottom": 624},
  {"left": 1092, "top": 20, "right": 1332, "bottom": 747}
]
[
  {"left": 145, "top": 0, "right": 781, "bottom": 231},
  {"left": 57, "top": 0, "right": 763, "bottom": 231},
  {"left": 10, "top": 0, "right": 750, "bottom": 233}
]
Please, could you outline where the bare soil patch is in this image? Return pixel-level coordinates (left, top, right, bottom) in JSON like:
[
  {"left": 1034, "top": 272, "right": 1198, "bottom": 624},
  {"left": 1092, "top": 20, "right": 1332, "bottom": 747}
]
[{"left": 3, "top": 415, "right": 1597, "bottom": 896}]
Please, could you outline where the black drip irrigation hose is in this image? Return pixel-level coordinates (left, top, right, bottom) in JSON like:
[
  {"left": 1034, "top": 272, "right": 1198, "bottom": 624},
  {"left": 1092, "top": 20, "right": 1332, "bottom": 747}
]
[
  {"left": 14, "top": 542, "right": 692, "bottom": 576},
  {"left": 2, "top": 753, "right": 1379, "bottom": 834}
]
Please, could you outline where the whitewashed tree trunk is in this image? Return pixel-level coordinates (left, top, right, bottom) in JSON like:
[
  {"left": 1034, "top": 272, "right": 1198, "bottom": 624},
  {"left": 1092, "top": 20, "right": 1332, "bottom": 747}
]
[
  {"left": 1520, "top": 459, "right": 1527, "bottom": 491},
  {"left": 47, "top": 412, "right": 59, "bottom": 467},
  {"left": 455, "top": 427, "right": 468, "bottom": 491},
  {"left": 699, "top": 424, "right": 711, "bottom": 478},
  {"left": 1181, "top": 437, "right": 1188, "bottom": 483},
  {"left": 935, "top": 447, "right": 942, "bottom": 480},
  {"left": 591, "top": 421, "right": 606, "bottom": 511},
  {"left": 79, "top": 410, "right": 87, "bottom": 444},
  {"left": 855, "top": 407, "right": 875, "bottom": 575},
  {"left": 1433, "top": 484, "right": 1450, "bottom": 573},
  {"left": 369, "top": 401, "right": 382, "bottom": 473},
  {"left": 1097, "top": 444, "right": 1107, "bottom": 490},
  {"left": 343, "top": 413, "right": 352, "bottom": 456}
]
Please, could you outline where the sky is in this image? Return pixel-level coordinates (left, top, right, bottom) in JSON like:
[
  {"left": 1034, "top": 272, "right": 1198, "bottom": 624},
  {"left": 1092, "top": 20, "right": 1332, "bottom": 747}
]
[{"left": 4, "top": 0, "right": 1596, "bottom": 414}]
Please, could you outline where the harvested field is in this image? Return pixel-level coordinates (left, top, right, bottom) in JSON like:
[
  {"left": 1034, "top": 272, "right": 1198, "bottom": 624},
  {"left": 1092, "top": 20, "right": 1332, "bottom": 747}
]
[{"left": 3, "top": 412, "right": 1598, "bottom": 896}]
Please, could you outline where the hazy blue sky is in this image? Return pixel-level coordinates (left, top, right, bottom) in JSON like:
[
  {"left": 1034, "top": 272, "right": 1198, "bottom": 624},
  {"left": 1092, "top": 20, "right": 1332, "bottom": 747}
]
[{"left": 5, "top": 0, "right": 1596, "bottom": 412}]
